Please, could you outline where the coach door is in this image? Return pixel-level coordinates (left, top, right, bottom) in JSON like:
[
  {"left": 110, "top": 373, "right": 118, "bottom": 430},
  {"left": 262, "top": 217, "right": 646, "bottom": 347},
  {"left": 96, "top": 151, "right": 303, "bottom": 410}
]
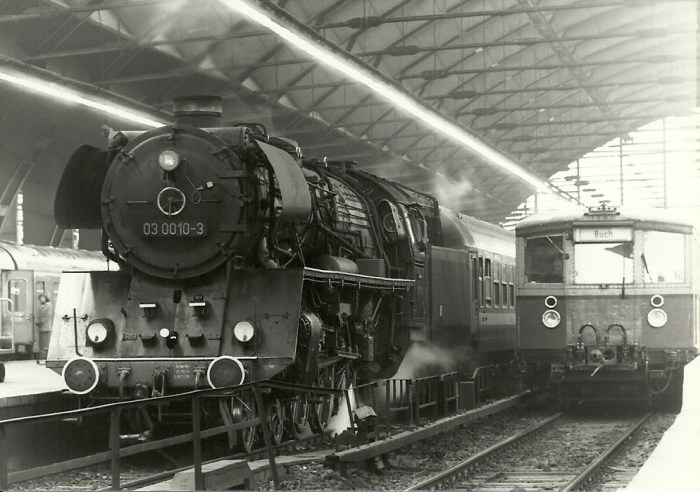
[
  {"left": 469, "top": 251, "right": 481, "bottom": 342},
  {"left": 1, "top": 270, "right": 34, "bottom": 354}
]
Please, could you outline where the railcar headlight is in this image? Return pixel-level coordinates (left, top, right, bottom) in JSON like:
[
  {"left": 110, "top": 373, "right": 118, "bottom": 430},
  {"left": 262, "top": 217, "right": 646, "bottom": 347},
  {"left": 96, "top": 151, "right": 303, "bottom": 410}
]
[
  {"left": 158, "top": 149, "right": 180, "bottom": 171},
  {"left": 647, "top": 308, "right": 668, "bottom": 328},
  {"left": 542, "top": 310, "right": 561, "bottom": 329},
  {"left": 86, "top": 319, "right": 114, "bottom": 348},
  {"left": 545, "top": 296, "right": 558, "bottom": 308},
  {"left": 650, "top": 294, "right": 664, "bottom": 308},
  {"left": 233, "top": 320, "right": 255, "bottom": 343}
]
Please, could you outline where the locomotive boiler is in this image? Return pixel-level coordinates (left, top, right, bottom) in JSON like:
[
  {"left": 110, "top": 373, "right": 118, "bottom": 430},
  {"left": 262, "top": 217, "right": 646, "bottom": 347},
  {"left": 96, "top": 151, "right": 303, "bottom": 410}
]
[
  {"left": 48, "top": 96, "right": 516, "bottom": 443},
  {"left": 516, "top": 204, "right": 699, "bottom": 404}
]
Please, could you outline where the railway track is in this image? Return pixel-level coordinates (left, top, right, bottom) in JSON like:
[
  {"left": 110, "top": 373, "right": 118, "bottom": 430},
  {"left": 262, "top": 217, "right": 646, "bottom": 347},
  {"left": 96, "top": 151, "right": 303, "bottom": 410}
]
[
  {"left": 94, "top": 432, "right": 332, "bottom": 491},
  {"left": 406, "top": 411, "right": 651, "bottom": 491}
]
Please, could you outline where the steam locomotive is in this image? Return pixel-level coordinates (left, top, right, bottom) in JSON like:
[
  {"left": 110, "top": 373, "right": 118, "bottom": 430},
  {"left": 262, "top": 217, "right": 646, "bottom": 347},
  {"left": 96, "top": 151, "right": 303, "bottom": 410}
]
[
  {"left": 516, "top": 204, "right": 698, "bottom": 404},
  {"left": 48, "top": 96, "right": 515, "bottom": 444}
]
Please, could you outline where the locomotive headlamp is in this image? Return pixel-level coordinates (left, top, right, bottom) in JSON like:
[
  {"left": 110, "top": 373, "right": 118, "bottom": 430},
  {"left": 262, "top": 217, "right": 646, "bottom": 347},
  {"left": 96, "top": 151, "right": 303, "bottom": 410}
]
[
  {"left": 544, "top": 296, "right": 558, "bottom": 308},
  {"left": 233, "top": 320, "right": 256, "bottom": 343},
  {"left": 207, "top": 356, "right": 246, "bottom": 388},
  {"left": 647, "top": 308, "right": 668, "bottom": 328},
  {"left": 86, "top": 319, "right": 114, "bottom": 348},
  {"left": 542, "top": 310, "right": 561, "bottom": 329},
  {"left": 62, "top": 357, "right": 100, "bottom": 395},
  {"left": 158, "top": 149, "right": 180, "bottom": 172}
]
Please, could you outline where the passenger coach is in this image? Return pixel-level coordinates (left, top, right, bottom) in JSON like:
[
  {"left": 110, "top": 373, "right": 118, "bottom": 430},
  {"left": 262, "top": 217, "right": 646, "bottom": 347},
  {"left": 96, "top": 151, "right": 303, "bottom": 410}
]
[{"left": 516, "top": 204, "right": 698, "bottom": 403}]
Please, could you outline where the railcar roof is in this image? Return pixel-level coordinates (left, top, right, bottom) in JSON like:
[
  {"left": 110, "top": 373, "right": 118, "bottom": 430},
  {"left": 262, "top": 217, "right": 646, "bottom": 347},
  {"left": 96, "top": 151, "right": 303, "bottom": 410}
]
[{"left": 515, "top": 206, "right": 695, "bottom": 234}]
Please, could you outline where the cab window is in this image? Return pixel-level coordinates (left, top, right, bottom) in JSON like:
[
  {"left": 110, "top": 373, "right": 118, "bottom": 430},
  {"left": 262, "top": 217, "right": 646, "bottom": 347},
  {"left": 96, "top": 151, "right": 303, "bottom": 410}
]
[
  {"left": 642, "top": 231, "right": 685, "bottom": 283},
  {"left": 524, "top": 236, "right": 564, "bottom": 283},
  {"left": 574, "top": 242, "right": 633, "bottom": 284}
]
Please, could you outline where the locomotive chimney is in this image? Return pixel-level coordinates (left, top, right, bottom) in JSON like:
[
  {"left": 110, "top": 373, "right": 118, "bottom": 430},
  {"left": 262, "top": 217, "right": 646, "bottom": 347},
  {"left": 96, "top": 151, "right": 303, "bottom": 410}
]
[{"left": 173, "top": 95, "right": 222, "bottom": 127}]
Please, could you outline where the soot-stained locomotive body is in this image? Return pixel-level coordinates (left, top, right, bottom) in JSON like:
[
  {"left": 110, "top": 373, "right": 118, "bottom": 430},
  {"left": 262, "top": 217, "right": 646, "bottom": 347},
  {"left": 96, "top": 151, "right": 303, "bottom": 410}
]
[
  {"left": 516, "top": 205, "right": 698, "bottom": 404},
  {"left": 48, "top": 96, "right": 515, "bottom": 440}
]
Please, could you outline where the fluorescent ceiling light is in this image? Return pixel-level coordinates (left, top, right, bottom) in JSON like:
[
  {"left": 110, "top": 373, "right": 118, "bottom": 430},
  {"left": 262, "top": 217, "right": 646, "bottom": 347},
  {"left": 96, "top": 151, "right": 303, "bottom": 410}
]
[
  {"left": 220, "top": 0, "right": 574, "bottom": 201},
  {"left": 0, "top": 70, "right": 164, "bottom": 128}
]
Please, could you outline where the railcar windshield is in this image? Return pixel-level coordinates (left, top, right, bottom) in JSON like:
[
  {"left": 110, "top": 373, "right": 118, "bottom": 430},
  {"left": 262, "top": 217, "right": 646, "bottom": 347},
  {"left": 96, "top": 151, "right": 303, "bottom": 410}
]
[
  {"left": 524, "top": 235, "right": 564, "bottom": 283},
  {"left": 641, "top": 231, "right": 685, "bottom": 283},
  {"left": 574, "top": 242, "right": 633, "bottom": 284}
]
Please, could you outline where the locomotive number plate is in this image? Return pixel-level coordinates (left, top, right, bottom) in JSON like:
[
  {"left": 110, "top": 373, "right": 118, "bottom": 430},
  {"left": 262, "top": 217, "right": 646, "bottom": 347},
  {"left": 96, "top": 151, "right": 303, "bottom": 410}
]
[{"left": 142, "top": 222, "right": 207, "bottom": 237}]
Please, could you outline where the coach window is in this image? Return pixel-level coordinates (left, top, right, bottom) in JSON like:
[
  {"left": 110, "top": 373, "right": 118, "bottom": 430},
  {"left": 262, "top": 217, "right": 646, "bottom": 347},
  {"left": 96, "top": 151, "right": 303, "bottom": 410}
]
[
  {"left": 484, "top": 258, "right": 492, "bottom": 306},
  {"left": 508, "top": 265, "right": 515, "bottom": 307},
  {"left": 642, "top": 231, "right": 685, "bottom": 283},
  {"left": 525, "top": 236, "right": 564, "bottom": 283},
  {"left": 7, "top": 279, "right": 28, "bottom": 313},
  {"left": 494, "top": 262, "right": 501, "bottom": 307}
]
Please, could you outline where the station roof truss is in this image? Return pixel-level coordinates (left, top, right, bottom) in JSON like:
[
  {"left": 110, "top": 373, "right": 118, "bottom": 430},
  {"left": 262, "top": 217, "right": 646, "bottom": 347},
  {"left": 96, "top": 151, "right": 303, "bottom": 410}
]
[{"left": 0, "top": 0, "right": 696, "bottom": 237}]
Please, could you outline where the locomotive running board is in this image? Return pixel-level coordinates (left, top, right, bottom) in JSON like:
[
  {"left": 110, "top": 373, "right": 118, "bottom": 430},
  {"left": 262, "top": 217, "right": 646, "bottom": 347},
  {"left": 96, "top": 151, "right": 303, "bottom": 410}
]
[{"left": 303, "top": 267, "right": 413, "bottom": 290}]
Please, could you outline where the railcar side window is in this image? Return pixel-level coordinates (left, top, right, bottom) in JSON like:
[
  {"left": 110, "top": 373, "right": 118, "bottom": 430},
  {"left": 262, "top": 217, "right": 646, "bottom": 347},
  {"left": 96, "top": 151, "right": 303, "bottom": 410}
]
[
  {"left": 524, "top": 236, "right": 564, "bottom": 283},
  {"left": 642, "top": 231, "right": 685, "bottom": 283}
]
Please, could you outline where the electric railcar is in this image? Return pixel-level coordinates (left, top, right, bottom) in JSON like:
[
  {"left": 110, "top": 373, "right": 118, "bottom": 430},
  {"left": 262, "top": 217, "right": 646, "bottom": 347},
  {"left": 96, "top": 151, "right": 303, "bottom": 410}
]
[
  {"left": 46, "top": 95, "right": 517, "bottom": 447},
  {"left": 516, "top": 204, "right": 699, "bottom": 404}
]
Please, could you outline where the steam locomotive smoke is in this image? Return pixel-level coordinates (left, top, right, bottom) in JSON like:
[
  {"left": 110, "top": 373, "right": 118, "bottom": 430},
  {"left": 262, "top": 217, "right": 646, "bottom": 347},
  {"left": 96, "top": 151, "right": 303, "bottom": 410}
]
[
  {"left": 327, "top": 386, "right": 358, "bottom": 437},
  {"left": 393, "top": 343, "right": 462, "bottom": 380},
  {"left": 432, "top": 173, "right": 473, "bottom": 211}
]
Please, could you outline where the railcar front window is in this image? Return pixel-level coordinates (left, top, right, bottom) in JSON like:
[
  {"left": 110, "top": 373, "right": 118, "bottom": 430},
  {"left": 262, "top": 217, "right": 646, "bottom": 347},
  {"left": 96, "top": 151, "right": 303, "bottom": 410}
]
[
  {"left": 574, "top": 242, "right": 633, "bottom": 284},
  {"left": 524, "top": 236, "right": 564, "bottom": 283},
  {"left": 642, "top": 231, "right": 685, "bottom": 283}
]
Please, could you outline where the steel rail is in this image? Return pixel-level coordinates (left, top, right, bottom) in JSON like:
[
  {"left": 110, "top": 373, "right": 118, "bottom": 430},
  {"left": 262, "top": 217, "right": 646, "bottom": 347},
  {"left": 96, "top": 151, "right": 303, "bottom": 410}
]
[
  {"left": 562, "top": 412, "right": 652, "bottom": 492},
  {"left": 405, "top": 412, "right": 565, "bottom": 491},
  {"left": 328, "top": 392, "right": 530, "bottom": 474}
]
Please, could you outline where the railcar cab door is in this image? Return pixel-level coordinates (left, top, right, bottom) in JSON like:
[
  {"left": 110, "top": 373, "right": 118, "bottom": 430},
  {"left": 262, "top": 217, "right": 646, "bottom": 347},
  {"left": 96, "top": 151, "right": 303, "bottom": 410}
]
[{"left": 1, "top": 270, "right": 34, "bottom": 355}]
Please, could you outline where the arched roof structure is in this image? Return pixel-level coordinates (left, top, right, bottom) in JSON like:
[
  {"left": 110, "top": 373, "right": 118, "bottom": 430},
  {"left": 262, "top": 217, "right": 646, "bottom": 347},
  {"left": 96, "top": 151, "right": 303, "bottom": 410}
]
[{"left": 0, "top": 0, "right": 696, "bottom": 246}]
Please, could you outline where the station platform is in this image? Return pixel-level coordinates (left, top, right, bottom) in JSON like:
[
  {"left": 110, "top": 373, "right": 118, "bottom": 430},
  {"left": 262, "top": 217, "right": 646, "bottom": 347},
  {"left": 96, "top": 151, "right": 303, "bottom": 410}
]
[
  {"left": 0, "top": 360, "right": 67, "bottom": 393},
  {"left": 625, "top": 356, "right": 700, "bottom": 492},
  {"left": 0, "top": 359, "right": 76, "bottom": 424}
]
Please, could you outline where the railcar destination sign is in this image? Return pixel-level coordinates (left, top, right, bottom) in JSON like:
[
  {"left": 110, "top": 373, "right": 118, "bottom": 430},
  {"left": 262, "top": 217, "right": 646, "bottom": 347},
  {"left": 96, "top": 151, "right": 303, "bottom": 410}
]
[{"left": 574, "top": 226, "right": 633, "bottom": 243}]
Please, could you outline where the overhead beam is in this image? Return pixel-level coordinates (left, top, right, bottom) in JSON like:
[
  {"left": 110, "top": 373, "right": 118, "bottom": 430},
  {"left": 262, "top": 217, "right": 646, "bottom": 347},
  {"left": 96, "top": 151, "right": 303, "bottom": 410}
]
[
  {"left": 218, "top": 0, "right": 579, "bottom": 199},
  {"left": 317, "top": 1, "right": 644, "bottom": 29}
]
